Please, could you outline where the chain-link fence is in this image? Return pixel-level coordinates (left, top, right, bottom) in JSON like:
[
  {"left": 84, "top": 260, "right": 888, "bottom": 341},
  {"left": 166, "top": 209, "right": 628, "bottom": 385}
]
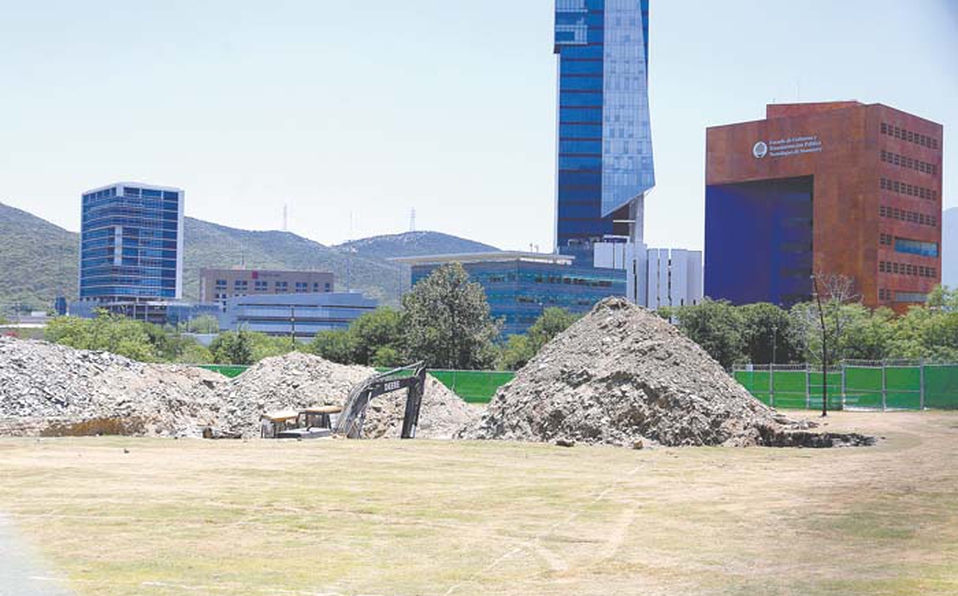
[{"left": 734, "top": 362, "right": 958, "bottom": 411}]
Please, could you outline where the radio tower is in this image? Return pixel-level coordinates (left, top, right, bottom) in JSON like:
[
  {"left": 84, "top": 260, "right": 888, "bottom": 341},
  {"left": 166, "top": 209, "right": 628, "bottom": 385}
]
[
  {"left": 409, "top": 208, "right": 417, "bottom": 232},
  {"left": 282, "top": 204, "right": 289, "bottom": 232}
]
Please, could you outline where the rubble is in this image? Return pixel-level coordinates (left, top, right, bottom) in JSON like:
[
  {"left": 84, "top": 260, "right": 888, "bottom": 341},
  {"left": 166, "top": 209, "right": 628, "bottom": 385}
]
[
  {"left": 0, "top": 337, "right": 224, "bottom": 437},
  {"left": 0, "top": 337, "right": 477, "bottom": 440},
  {"left": 214, "top": 352, "right": 479, "bottom": 439},
  {"left": 463, "top": 297, "right": 851, "bottom": 448}
]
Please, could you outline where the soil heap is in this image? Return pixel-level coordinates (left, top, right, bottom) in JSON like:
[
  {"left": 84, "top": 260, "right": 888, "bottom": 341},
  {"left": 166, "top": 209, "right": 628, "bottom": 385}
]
[
  {"left": 464, "top": 297, "right": 790, "bottom": 447},
  {"left": 0, "top": 336, "right": 224, "bottom": 437},
  {"left": 214, "top": 352, "right": 479, "bottom": 439}
]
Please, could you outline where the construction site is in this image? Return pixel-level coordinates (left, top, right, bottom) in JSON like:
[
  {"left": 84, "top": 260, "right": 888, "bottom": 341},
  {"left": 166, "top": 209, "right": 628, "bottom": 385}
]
[{"left": 1, "top": 298, "right": 957, "bottom": 595}]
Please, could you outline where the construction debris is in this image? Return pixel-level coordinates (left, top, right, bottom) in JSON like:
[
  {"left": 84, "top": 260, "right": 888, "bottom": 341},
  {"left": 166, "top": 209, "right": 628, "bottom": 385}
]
[
  {"left": 463, "top": 297, "right": 850, "bottom": 448},
  {"left": 0, "top": 337, "right": 478, "bottom": 439},
  {"left": 0, "top": 337, "right": 224, "bottom": 437},
  {"left": 214, "top": 352, "right": 478, "bottom": 439}
]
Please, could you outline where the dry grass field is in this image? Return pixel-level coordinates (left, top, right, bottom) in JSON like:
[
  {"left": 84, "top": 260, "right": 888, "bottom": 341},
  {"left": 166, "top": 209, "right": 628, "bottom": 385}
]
[{"left": 1, "top": 411, "right": 957, "bottom": 596}]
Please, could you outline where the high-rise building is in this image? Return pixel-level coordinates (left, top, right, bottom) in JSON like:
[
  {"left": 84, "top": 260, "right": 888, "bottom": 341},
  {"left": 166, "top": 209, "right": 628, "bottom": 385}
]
[
  {"left": 78, "top": 182, "right": 185, "bottom": 319},
  {"left": 554, "top": 0, "right": 655, "bottom": 265},
  {"left": 705, "top": 102, "right": 943, "bottom": 311}
]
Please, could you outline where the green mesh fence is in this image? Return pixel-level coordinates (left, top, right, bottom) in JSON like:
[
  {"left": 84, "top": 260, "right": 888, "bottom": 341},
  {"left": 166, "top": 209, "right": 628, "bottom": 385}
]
[
  {"left": 199, "top": 365, "right": 250, "bottom": 378},
  {"left": 428, "top": 370, "right": 516, "bottom": 404},
  {"left": 736, "top": 363, "right": 958, "bottom": 411}
]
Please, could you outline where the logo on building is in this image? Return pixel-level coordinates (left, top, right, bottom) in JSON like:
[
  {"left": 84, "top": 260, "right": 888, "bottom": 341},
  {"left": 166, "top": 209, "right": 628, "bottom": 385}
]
[{"left": 753, "top": 141, "right": 769, "bottom": 159}]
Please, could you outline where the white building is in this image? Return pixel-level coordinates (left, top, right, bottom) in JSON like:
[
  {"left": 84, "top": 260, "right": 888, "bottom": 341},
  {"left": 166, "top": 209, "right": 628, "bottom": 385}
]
[{"left": 594, "top": 241, "right": 703, "bottom": 309}]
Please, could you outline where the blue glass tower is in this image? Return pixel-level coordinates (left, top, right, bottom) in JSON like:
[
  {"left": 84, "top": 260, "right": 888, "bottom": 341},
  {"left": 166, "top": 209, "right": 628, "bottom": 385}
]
[
  {"left": 554, "top": 0, "right": 655, "bottom": 265},
  {"left": 79, "top": 182, "right": 184, "bottom": 306}
]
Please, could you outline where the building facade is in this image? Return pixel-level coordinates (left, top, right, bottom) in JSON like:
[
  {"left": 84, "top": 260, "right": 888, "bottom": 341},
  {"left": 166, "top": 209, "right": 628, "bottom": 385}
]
[
  {"left": 219, "top": 292, "right": 377, "bottom": 340},
  {"left": 705, "top": 102, "right": 943, "bottom": 311},
  {"left": 79, "top": 182, "right": 185, "bottom": 311},
  {"left": 554, "top": 0, "right": 655, "bottom": 265},
  {"left": 395, "top": 252, "right": 626, "bottom": 336},
  {"left": 200, "top": 268, "right": 335, "bottom": 306},
  {"left": 594, "top": 241, "right": 703, "bottom": 308}
]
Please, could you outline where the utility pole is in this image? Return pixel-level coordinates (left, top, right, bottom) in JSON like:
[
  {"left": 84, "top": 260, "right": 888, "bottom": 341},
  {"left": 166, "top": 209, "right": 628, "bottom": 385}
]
[
  {"left": 811, "top": 274, "right": 828, "bottom": 417},
  {"left": 289, "top": 305, "right": 296, "bottom": 347}
]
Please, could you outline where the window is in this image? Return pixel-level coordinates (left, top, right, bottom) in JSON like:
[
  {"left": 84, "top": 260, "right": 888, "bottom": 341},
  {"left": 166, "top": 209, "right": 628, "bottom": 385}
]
[
  {"left": 215, "top": 279, "right": 227, "bottom": 289},
  {"left": 275, "top": 281, "right": 288, "bottom": 293},
  {"left": 295, "top": 282, "right": 308, "bottom": 293},
  {"left": 254, "top": 280, "right": 268, "bottom": 291},
  {"left": 881, "top": 122, "right": 940, "bottom": 150}
]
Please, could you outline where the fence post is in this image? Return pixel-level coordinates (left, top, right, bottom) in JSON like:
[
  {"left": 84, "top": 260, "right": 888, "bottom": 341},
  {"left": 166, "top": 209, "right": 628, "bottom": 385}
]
[
  {"left": 841, "top": 362, "right": 847, "bottom": 411},
  {"left": 881, "top": 362, "right": 887, "bottom": 412},
  {"left": 805, "top": 364, "right": 811, "bottom": 410},
  {"left": 919, "top": 360, "right": 925, "bottom": 411},
  {"left": 769, "top": 363, "right": 775, "bottom": 408}
]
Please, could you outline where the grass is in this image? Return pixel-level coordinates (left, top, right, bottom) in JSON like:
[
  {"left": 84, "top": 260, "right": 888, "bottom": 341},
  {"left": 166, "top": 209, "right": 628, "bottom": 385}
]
[{"left": 0, "top": 411, "right": 957, "bottom": 595}]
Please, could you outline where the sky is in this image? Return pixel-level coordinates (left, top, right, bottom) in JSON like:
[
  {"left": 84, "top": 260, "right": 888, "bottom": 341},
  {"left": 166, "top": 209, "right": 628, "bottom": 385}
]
[{"left": 0, "top": 0, "right": 955, "bottom": 252}]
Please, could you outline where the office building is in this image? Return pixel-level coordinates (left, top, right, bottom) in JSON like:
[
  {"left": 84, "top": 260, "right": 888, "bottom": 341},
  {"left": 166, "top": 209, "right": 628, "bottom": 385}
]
[
  {"left": 200, "top": 268, "right": 335, "bottom": 306},
  {"left": 705, "top": 102, "right": 943, "bottom": 310},
  {"left": 394, "top": 252, "right": 626, "bottom": 336},
  {"left": 78, "top": 182, "right": 184, "bottom": 320},
  {"left": 219, "top": 292, "right": 377, "bottom": 340},
  {"left": 594, "top": 242, "right": 703, "bottom": 308},
  {"left": 554, "top": 0, "right": 654, "bottom": 265}
]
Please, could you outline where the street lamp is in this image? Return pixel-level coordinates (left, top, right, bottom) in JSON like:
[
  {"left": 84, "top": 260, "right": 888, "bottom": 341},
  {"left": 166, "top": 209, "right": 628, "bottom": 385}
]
[
  {"left": 811, "top": 274, "right": 828, "bottom": 417},
  {"left": 771, "top": 325, "right": 778, "bottom": 365}
]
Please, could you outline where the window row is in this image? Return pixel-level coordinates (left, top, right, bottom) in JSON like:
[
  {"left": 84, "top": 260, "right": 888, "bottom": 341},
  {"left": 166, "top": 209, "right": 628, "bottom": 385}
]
[
  {"left": 879, "top": 205, "right": 937, "bottom": 227},
  {"left": 881, "top": 122, "right": 939, "bottom": 150},
  {"left": 880, "top": 150, "right": 937, "bottom": 176},
  {"left": 880, "top": 177, "right": 938, "bottom": 202},
  {"left": 879, "top": 261, "right": 937, "bottom": 278}
]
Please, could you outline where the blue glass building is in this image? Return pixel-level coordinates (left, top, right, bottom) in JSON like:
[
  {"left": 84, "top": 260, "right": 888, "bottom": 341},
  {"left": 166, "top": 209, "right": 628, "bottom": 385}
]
[
  {"left": 397, "top": 253, "right": 626, "bottom": 336},
  {"left": 219, "top": 292, "right": 378, "bottom": 340},
  {"left": 554, "top": 0, "right": 655, "bottom": 265},
  {"left": 79, "top": 182, "right": 184, "bottom": 309}
]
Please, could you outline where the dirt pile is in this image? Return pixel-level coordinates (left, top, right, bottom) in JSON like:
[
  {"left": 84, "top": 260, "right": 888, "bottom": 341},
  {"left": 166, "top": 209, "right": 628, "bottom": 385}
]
[
  {"left": 464, "top": 297, "right": 800, "bottom": 448},
  {"left": 215, "top": 352, "right": 479, "bottom": 439},
  {"left": 0, "top": 338, "right": 477, "bottom": 440},
  {"left": 0, "top": 336, "right": 225, "bottom": 437}
]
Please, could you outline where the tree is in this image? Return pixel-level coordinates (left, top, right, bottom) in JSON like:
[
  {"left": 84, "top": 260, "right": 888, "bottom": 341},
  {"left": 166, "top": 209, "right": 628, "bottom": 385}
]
[
  {"left": 739, "top": 303, "right": 797, "bottom": 364},
  {"left": 209, "top": 330, "right": 255, "bottom": 365},
  {"left": 45, "top": 312, "right": 159, "bottom": 362},
  {"left": 499, "top": 333, "right": 534, "bottom": 371},
  {"left": 498, "top": 308, "right": 579, "bottom": 370},
  {"left": 308, "top": 329, "right": 355, "bottom": 364},
  {"left": 670, "top": 299, "right": 745, "bottom": 369},
  {"left": 182, "top": 315, "right": 220, "bottom": 334},
  {"left": 401, "top": 263, "right": 501, "bottom": 370},
  {"left": 349, "top": 307, "right": 404, "bottom": 366},
  {"left": 175, "top": 341, "right": 215, "bottom": 365}
]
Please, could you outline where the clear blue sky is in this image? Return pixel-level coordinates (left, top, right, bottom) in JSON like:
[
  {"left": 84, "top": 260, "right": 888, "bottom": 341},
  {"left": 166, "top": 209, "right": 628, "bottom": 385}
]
[{"left": 1, "top": 0, "right": 955, "bottom": 252}]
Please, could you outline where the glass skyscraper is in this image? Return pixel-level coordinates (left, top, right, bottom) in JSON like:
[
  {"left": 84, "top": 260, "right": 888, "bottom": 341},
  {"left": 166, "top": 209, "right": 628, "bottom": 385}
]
[
  {"left": 554, "top": 0, "right": 655, "bottom": 265},
  {"left": 79, "top": 182, "right": 184, "bottom": 307}
]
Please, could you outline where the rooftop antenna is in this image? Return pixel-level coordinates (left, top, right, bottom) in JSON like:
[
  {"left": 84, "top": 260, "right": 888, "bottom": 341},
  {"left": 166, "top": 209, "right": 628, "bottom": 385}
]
[
  {"left": 409, "top": 208, "right": 417, "bottom": 232},
  {"left": 282, "top": 203, "right": 289, "bottom": 232}
]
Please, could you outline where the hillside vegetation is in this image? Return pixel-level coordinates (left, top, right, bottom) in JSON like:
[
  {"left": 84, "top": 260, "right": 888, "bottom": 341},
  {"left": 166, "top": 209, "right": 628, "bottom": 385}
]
[{"left": 0, "top": 202, "right": 497, "bottom": 311}]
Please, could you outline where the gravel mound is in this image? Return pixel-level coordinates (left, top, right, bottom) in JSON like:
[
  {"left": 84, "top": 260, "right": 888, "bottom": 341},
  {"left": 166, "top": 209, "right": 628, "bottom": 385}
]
[
  {"left": 0, "top": 338, "right": 477, "bottom": 440},
  {"left": 463, "top": 297, "right": 790, "bottom": 447},
  {"left": 215, "top": 352, "right": 479, "bottom": 439},
  {"left": 0, "top": 336, "right": 225, "bottom": 437}
]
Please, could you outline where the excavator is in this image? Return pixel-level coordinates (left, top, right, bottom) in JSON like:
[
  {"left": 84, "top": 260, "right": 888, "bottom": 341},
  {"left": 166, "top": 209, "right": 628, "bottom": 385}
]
[{"left": 259, "top": 362, "right": 427, "bottom": 440}]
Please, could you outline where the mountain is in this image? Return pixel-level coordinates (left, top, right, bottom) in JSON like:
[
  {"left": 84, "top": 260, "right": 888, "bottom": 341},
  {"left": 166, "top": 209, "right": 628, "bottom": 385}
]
[
  {"left": 0, "top": 202, "right": 78, "bottom": 313},
  {"left": 945, "top": 208, "right": 957, "bottom": 289},
  {"left": 0, "top": 203, "right": 498, "bottom": 312},
  {"left": 335, "top": 231, "right": 499, "bottom": 260},
  {"left": 182, "top": 218, "right": 404, "bottom": 304}
]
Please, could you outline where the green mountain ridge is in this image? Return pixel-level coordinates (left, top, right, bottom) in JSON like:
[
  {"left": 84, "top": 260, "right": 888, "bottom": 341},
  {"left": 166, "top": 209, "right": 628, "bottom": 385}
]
[{"left": 0, "top": 202, "right": 498, "bottom": 313}]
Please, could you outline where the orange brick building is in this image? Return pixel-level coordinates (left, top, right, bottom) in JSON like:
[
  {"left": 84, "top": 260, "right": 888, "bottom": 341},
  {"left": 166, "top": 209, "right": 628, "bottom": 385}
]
[{"left": 705, "top": 101, "right": 943, "bottom": 311}]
